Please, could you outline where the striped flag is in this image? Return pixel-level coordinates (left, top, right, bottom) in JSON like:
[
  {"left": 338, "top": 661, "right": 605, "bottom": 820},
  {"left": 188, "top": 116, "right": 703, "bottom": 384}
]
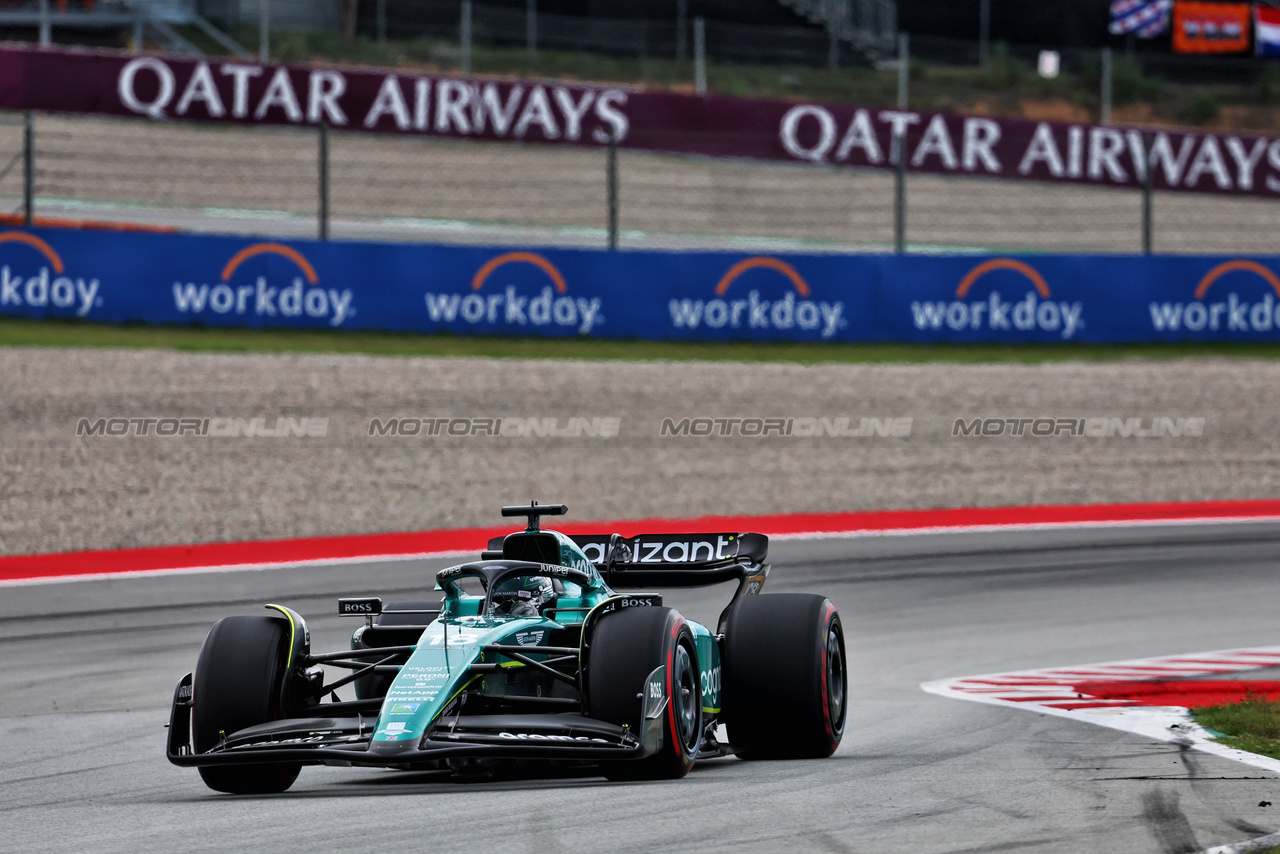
[
  {"left": 1259, "top": 5, "right": 1280, "bottom": 57},
  {"left": 1110, "top": 0, "right": 1174, "bottom": 37}
]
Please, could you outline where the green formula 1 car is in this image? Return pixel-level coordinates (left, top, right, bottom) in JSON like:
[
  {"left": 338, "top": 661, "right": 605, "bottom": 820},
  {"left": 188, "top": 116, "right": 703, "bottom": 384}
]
[{"left": 166, "top": 503, "right": 847, "bottom": 793}]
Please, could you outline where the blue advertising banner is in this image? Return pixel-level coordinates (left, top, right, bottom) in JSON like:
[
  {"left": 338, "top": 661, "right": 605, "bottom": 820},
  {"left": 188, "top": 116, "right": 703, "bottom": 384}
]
[{"left": 1, "top": 225, "right": 1278, "bottom": 343}]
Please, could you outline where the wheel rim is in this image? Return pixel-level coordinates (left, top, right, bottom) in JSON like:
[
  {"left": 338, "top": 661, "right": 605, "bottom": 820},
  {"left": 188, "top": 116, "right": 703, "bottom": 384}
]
[
  {"left": 673, "top": 643, "right": 700, "bottom": 752},
  {"left": 826, "top": 627, "right": 845, "bottom": 731}
]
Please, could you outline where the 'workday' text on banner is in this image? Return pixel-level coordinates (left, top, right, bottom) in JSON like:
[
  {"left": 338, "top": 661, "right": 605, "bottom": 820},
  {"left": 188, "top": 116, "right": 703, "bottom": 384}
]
[{"left": 2, "top": 227, "right": 1280, "bottom": 343}]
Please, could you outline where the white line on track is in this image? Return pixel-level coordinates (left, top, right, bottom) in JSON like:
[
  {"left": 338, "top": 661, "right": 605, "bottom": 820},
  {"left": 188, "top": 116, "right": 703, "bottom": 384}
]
[
  {"left": 769, "top": 514, "right": 1280, "bottom": 542},
  {"left": 0, "top": 549, "right": 474, "bottom": 587}
]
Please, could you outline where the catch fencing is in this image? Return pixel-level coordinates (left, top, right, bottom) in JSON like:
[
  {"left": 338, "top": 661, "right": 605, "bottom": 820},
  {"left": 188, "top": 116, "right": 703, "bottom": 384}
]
[{"left": 2, "top": 109, "right": 1278, "bottom": 256}]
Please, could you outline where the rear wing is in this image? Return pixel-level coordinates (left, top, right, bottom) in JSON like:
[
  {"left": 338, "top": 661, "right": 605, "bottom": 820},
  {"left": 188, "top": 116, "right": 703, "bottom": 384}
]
[
  {"left": 486, "top": 531, "right": 768, "bottom": 588},
  {"left": 486, "top": 531, "right": 769, "bottom": 633}
]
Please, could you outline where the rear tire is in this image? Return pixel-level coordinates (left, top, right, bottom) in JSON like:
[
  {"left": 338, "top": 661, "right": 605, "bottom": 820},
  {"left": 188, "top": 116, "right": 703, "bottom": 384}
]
[
  {"left": 721, "top": 594, "right": 846, "bottom": 759},
  {"left": 584, "top": 607, "right": 701, "bottom": 780},
  {"left": 191, "top": 615, "right": 301, "bottom": 794}
]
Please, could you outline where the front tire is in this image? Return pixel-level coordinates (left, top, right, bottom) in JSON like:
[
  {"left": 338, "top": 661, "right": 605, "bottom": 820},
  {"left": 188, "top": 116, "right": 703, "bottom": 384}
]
[
  {"left": 721, "top": 594, "right": 847, "bottom": 759},
  {"left": 191, "top": 615, "right": 301, "bottom": 794},
  {"left": 584, "top": 607, "right": 702, "bottom": 780}
]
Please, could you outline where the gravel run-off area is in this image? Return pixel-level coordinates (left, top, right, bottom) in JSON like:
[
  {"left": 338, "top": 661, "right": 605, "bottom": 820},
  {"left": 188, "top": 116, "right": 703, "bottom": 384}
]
[{"left": 2, "top": 347, "right": 1278, "bottom": 556}]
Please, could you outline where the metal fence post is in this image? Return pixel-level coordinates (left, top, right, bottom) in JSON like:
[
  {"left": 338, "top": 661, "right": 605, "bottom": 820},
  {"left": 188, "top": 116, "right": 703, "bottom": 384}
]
[
  {"left": 894, "top": 32, "right": 907, "bottom": 253},
  {"left": 377, "top": 0, "right": 387, "bottom": 45},
  {"left": 894, "top": 132, "right": 906, "bottom": 254},
  {"left": 38, "top": 0, "right": 50, "bottom": 47},
  {"left": 319, "top": 122, "right": 329, "bottom": 241},
  {"left": 897, "top": 31, "right": 908, "bottom": 109},
  {"left": 1100, "top": 48, "right": 1113, "bottom": 127},
  {"left": 606, "top": 131, "right": 619, "bottom": 250},
  {"left": 259, "top": 0, "right": 270, "bottom": 63},
  {"left": 1142, "top": 131, "right": 1153, "bottom": 255},
  {"left": 676, "top": 0, "right": 687, "bottom": 60},
  {"left": 694, "top": 17, "right": 706, "bottom": 95},
  {"left": 526, "top": 0, "right": 537, "bottom": 54},
  {"left": 461, "top": 0, "right": 472, "bottom": 75},
  {"left": 23, "top": 111, "right": 34, "bottom": 228}
]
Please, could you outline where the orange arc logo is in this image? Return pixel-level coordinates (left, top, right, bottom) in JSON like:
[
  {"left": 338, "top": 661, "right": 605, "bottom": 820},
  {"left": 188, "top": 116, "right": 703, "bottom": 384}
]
[
  {"left": 1194, "top": 260, "right": 1280, "bottom": 300},
  {"left": 715, "top": 257, "right": 811, "bottom": 297},
  {"left": 0, "top": 232, "right": 64, "bottom": 274},
  {"left": 221, "top": 243, "right": 319, "bottom": 284},
  {"left": 471, "top": 251, "right": 567, "bottom": 294},
  {"left": 956, "top": 259, "right": 1050, "bottom": 299}
]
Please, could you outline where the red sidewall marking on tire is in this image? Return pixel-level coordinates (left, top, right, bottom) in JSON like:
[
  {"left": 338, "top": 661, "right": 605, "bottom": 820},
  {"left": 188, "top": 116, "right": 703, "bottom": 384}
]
[
  {"left": 665, "top": 618, "right": 694, "bottom": 769},
  {"left": 666, "top": 621, "right": 678, "bottom": 760},
  {"left": 6, "top": 499, "right": 1280, "bottom": 585},
  {"left": 819, "top": 602, "right": 836, "bottom": 746}
]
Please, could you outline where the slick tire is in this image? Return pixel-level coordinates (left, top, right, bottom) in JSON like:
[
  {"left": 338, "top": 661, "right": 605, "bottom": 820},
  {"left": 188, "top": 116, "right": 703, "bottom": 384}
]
[
  {"left": 584, "top": 607, "right": 702, "bottom": 780},
  {"left": 191, "top": 615, "right": 301, "bottom": 794},
  {"left": 721, "top": 594, "right": 847, "bottom": 760}
]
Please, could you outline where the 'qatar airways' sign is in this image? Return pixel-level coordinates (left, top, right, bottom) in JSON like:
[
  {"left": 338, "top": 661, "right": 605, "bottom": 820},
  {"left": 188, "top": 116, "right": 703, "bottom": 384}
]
[
  {"left": 0, "top": 45, "right": 1277, "bottom": 198},
  {"left": 775, "top": 105, "right": 1280, "bottom": 194},
  {"left": 112, "top": 55, "right": 629, "bottom": 143}
]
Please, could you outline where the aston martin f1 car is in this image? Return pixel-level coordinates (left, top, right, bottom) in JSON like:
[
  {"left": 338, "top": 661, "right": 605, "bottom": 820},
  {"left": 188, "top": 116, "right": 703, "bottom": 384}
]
[{"left": 166, "top": 503, "right": 847, "bottom": 793}]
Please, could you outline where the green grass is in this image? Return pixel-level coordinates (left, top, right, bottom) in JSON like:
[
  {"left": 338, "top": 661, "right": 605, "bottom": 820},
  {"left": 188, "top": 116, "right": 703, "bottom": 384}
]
[
  {"left": 4, "top": 317, "right": 1280, "bottom": 364},
  {"left": 1194, "top": 695, "right": 1280, "bottom": 761}
]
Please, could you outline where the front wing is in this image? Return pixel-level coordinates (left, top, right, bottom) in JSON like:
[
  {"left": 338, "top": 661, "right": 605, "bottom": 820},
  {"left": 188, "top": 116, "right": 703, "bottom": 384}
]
[{"left": 166, "top": 666, "right": 669, "bottom": 770}]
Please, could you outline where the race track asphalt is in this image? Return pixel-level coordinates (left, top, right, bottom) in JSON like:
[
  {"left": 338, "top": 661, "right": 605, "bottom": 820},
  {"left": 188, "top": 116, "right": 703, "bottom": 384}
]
[{"left": 4, "top": 523, "right": 1280, "bottom": 853}]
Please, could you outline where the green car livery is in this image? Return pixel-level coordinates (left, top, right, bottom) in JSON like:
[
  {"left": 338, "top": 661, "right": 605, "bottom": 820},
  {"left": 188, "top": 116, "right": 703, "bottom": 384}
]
[{"left": 166, "top": 503, "right": 847, "bottom": 794}]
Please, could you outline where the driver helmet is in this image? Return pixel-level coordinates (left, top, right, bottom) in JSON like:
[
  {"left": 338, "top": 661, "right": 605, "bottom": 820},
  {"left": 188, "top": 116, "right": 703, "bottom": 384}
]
[{"left": 489, "top": 575, "right": 555, "bottom": 617}]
